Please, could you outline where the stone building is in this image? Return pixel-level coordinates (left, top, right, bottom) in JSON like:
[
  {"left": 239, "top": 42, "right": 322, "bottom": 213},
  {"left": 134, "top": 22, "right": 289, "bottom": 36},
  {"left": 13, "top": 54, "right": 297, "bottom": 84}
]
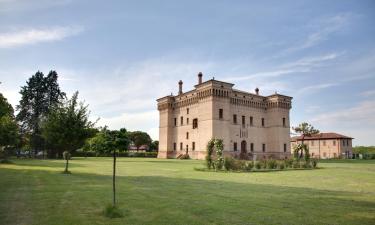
[
  {"left": 157, "top": 73, "right": 292, "bottom": 160},
  {"left": 290, "top": 133, "right": 353, "bottom": 159}
]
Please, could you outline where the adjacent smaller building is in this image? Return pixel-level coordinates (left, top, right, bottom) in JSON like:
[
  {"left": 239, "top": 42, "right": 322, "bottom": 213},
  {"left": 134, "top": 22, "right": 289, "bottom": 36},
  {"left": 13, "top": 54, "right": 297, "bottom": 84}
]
[{"left": 290, "top": 133, "right": 353, "bottom": 159}]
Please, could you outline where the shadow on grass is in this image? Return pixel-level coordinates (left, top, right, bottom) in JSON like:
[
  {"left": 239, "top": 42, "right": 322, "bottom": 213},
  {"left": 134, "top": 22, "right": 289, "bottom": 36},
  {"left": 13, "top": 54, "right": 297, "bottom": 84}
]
[
  {"left": 6, "top": 159, "right": 85, "bottom": 168},
  {"left": 1, "top": 166, "right": 375, "bottom": 225}
]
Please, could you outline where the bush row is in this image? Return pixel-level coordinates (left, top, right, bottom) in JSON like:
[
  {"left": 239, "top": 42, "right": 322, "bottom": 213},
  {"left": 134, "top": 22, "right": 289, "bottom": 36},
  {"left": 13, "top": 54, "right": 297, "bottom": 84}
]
[
  {"left": 72, "top": 151, "right": 158, "bottom": 158},
  {"left": 223, "top": 157, "right": 318, "bottom": 172}
]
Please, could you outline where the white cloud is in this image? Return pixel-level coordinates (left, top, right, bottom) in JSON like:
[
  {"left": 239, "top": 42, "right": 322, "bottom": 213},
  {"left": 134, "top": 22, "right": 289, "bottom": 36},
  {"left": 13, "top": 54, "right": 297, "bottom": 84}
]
[
  {"left": 224, "top": 53, "right": 339, "bottom": 83},
  {"left": 281, "top": 13, "right": 352, "bottom": 55},
  {"left": 361, "top": 90, "right": 375, "bottom": 97},
  {"left": 0, "top": 26, "right": 83, "bottom": 48},
  {"left": 311, "top": 100, "right": 375, "bottom": 126}
]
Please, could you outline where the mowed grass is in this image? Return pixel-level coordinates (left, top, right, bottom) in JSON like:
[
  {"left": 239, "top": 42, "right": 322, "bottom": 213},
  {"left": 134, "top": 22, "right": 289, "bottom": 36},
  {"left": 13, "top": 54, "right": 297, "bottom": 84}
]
[{"left": 0, "top": 158, "right": 374, "bottom": 225}]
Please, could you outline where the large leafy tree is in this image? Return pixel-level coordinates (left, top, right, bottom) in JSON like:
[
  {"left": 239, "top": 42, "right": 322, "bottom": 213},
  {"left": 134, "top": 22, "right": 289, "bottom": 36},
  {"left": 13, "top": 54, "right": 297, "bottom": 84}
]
[
  {"left": 16, "top": 71, "right": 65, "bottom": 156},
  {"left": 128, "top": 131, "right": 152, "bottom": 151},
  {"left": 42, "top": 91, "right": 95, "bottom": 160},
  {"left": 292, "top": 122, "right": 319, "bottom": 159},
  {"left": 0, "top": 93, "right": 19, "bottom": 160}
]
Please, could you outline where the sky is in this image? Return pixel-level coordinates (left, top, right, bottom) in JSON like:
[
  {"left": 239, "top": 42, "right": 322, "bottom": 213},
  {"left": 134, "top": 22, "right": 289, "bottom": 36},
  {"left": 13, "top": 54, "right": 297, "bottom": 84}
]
[{"left": 0, "top": 0, "right": 374, "bottom": 146}]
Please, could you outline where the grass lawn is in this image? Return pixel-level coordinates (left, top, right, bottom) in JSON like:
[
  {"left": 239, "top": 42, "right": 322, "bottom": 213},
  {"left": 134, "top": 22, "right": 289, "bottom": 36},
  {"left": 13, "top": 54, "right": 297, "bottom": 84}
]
[{"left": 0, "top": 158, "right": 374, "bottom": 225}]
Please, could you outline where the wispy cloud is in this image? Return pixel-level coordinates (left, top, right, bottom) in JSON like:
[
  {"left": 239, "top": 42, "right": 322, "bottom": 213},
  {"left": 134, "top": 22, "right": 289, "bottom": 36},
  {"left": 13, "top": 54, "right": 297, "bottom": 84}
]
[
  {"left": 0, "top": 26, "right": 83, "bottom": 48},
  {"left": 225, "top": 53, "right": 340, "bottom": 82},
  {"left": 277, "top": 13, "right": 352, "bottom": 57},
  {"left": 311, "top": 100, "right": 375, "bottom": 125},
  {"left": 361, "top": 90, "right": 375, "bottom": 97}
]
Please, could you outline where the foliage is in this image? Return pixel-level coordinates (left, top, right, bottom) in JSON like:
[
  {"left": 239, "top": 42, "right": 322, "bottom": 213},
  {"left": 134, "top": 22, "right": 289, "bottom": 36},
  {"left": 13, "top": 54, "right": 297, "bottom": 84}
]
[
  {"left": 42, "top": 92, "right": 95, "bottom": 158},
  {"left": 213, "top": 139, "right": 224, "bottom": 170},
  {"left": 311, "top": 158, "right": 318, "bottom": 168},
  {"left": 16, "top": 71, "right": 65, "bottom": 155},
  {"left": 278, "top": 161, "right": 285, "bottom": 170},
  {"left": 292, "top": 122, "right": 319, "bottom": 159},
  {"left": 267, "top": 159, "right": 277, "bottom": 169},
  {"left": 0, "top": 93, "right": 19, "bottom": 157},
  {"left": 128, "top": 131, "right": 152, "bottom": 151},
  {"left": 255, "top": 161, "right": 262, "bottom": 169},
  {"left": 205, "top": 139, "right": 215, "bottom": 169},
  {"left": 292, "top": 160, "right": 300, "bottom": 168},
  {"left": 150, "top": 140, "right": 159, "bottom": 152},
  {"left": 285, "top": 159, "right": 293, "bottom": 168},
  {"left": 179, "top": 154, "right": 190, "bottom": 159},
  {"left": 103, "top": 204, "right": 123, "bottom": 218},
  {"left": 353, "top": 146, "right": 375, "bottom": 154}
]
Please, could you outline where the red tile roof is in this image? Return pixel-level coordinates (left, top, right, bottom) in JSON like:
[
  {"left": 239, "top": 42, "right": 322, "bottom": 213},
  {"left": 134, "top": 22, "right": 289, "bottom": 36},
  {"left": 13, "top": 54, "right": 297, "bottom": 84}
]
[{"left": 291, "top": 132, "right": 353, "bottom": 142}]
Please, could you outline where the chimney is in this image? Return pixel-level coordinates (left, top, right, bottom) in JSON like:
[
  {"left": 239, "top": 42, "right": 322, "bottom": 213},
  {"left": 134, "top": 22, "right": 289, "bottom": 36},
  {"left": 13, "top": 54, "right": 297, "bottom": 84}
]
[
  {"left": 178, "top": 80, "right": 183, "bottom": 95},
  {"left": 198, "top": 72, "right": 203, "bottom": 84},
  {"left": 255, "top": 87, "right": 259, "bottom": 95}
]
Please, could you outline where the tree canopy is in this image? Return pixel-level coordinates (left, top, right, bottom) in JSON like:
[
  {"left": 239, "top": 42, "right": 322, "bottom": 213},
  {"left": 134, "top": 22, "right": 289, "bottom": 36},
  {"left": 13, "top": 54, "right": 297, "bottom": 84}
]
[
  {"left": 42, "top": 91, "right": 95, "bottom": 158},
  {"left": 16, "top": 71, "right": 65, "bottom": 154},
  {"left": 128, "top": 131, "right": 152, "bottom": 151}
]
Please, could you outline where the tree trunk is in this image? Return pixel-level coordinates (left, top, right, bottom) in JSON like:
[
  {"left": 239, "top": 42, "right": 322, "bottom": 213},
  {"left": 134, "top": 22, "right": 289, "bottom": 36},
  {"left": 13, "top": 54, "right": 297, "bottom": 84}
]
[
  {"left": 113, "top": 149, "right": 116, "bottom": 207},
  {"left": 65, "top": 158, "right": 69, "bottom": 172}
]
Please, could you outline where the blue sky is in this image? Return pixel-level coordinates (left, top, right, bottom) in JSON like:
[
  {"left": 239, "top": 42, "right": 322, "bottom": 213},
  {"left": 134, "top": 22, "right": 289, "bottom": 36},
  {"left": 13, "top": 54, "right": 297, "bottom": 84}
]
[{"left": 0, "top": 0, "right": 374, "bottom": 145}]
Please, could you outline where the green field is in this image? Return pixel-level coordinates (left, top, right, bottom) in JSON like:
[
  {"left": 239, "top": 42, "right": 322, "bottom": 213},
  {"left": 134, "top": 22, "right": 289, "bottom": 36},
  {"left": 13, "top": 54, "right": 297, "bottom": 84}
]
[{"left": 1, "top": 158, "right": 374, "bottom": 225}]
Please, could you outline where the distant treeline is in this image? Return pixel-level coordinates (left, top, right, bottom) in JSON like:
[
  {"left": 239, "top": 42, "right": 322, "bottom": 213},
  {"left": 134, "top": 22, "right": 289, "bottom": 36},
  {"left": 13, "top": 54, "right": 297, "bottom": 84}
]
[{"left": 353, "top": 146, "right": 375, "bottom": 159}]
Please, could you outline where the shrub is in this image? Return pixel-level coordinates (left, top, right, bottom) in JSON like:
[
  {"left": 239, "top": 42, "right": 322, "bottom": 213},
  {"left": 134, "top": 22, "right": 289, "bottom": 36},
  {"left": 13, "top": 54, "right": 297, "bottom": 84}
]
[
  {"left": 311, "top": 158, "right": 318, "bottom": 168},
  {"left": 255, "top": 161, "right": 262, "bottom": 170},
  {"left": 179, "top": 154, "right": 190, "bottom": 160},
  {"left": 267, "top": 159, "right": 277, "bottom": 169},
  {"left": 285, "top": 159, "right": 293, "bottom": 168},
  {"left": 244, "top": 161, "right": 254, "bottom": 171},
  {"left": 292, "top": 160, "right": 300, "bottom": 168},
  {"left": 278, "top": 161, "right": 285, "bottom": 170},
  {"left": 224, "top": 157, "right": 235, "bottom": 171},
  {"left": 103, "top": 205, "right": 123, "bottom": 218},
  {"left": 234, "top": 160, "right": 246, "bottom": 171},
  {"left": 301, "top": 161, "right": 311, "bottom": 168}
]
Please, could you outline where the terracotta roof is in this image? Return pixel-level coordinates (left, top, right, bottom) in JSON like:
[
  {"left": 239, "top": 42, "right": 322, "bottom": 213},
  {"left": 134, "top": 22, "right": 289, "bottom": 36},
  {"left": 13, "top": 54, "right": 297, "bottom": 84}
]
[{"left": 291, "top": 132, "right": 353, "bottom": 141}]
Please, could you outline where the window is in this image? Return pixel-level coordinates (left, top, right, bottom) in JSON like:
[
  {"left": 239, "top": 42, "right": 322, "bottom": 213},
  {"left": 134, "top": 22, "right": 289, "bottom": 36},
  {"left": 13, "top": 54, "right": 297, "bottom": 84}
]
[
  {"left": 342, "top": 140, "right": 345, "bottom": 146},
  {"left": 262, "top": 144, "right": 266, "bottom": 152},
  {"left": 323, "top": 140, "right": 326, "bottom": 146},
  {"left": 250, "top": 143, "right": 254, "bottom": 152},
  {"left": 233, "top": 114, "right": 237, "bottom": 124},
  {"left": 234, "top": 142, "right": 238, "bottom": 151},
  {"left": 180, "top": 116, "right": 183, "bottom": 125},
  {"left": 174, "top": 118, "right": 177, "bottom": 126},
  {"left": 250, "top": 116, "right": 253, "bottom": 126},
  {"left": 193, "top": 118, "right": 198, "bottom": 129},
  {"left": 284, "top": 143, "right": 287, "bottom": 152},
  {"left": 180, "top": 142, "right": 183, "bottom": 151},
  {"left": 186, "top": 132, "right": 189, "bottom": 139},
  {"left": 192, "top": 142, "right": 195, "bottom": 151},
  {"left": 187, "top": 108, "right": 189, "bottom": 114},
  {"left": 261, "top": 118, "right": 265, "bottom": 127},
  {"left": 334, "top": 153, "right": 337, "bottom": 158},
  {"left": 242, "top": 116, "right": 245, "bottom": 126},
  {"left": 219, "top": 109, "right": 223, "bottom": 119},
  {"left": 173, "top": 143, "right": 176, "bottom": 151},
  {"left": 186, "top": 145, "right": 189, "bottom": 151},
  {"left": 187, "top": 118, "right": 189, "bottom": 124},
  {"left": 333, "top": 140, "right": 336, "bottom": 146},
  {"left": 311, "top": 140, "right": 314, "bottom": 146},
  {"left": 346, "top": 139, "right": 349, "bottom": 146},
  {"left": 283, "top": 117, "right": 286, "bottom": 127},
  {"left": 323, "top": 152, "right": 327, "bottom": 157}
]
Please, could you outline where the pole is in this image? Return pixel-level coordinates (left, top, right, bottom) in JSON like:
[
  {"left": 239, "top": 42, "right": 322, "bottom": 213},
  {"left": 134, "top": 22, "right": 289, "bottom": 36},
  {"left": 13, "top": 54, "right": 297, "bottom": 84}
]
[{"left": 113, "top": 148, "right": 116, "bottom": 206}]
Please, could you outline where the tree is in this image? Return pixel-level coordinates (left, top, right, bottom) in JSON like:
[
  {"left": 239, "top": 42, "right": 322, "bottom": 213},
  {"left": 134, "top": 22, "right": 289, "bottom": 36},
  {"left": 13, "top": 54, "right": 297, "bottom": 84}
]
[
  {"left": 150, "top": 140, "right": 159, "bottom": 152},
  {"left": 128, "top": 131, "right": 151, "bottom": 151},
  {"left": 292, "top": 122, "right": 319, "bottom": 159},
  {"left": 0, "top": 93, "right": 19, "bottom": 161},
  {"left": 85, "top": 127, "right": 130, "bottom": 208},
  {"left": 42, "top": 91, "right": 95, "bottom": 161},
  {"left": 16, "top": 71, "right": 65, "bottom": 156}
]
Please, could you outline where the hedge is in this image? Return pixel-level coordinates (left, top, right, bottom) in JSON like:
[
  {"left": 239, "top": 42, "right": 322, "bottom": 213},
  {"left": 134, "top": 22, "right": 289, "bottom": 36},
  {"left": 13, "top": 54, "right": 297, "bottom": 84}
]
[{"left": 72, "top": 151, "right": 158, "bottom": 158}]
